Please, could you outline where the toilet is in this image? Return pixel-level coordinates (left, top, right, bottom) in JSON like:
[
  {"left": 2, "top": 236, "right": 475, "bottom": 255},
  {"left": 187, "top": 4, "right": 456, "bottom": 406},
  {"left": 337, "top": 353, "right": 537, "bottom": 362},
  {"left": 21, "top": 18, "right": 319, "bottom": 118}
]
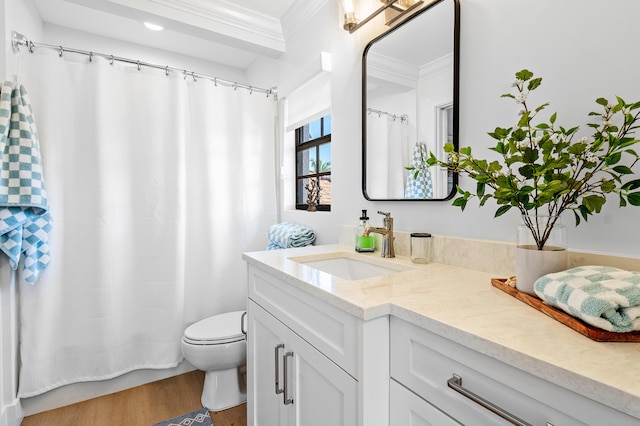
[{"left": 181, "top": 310, "right": 247, "bottom": 411}]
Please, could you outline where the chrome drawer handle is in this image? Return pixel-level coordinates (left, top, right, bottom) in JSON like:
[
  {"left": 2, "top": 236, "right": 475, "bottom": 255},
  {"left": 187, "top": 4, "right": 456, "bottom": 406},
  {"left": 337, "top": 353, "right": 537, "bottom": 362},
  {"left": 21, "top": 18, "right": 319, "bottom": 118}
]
[
  {"left": 241, "top": 312, "right": 247, "bottom": 336},
  {"left": 447, "top": 374, "right": 533, "bottom": 426},
  {"left": 274, "top": 344, "right": 284, "bottom": 395},
  {"left": 283, "top": 351, "right": 294, "bottom": 405}
]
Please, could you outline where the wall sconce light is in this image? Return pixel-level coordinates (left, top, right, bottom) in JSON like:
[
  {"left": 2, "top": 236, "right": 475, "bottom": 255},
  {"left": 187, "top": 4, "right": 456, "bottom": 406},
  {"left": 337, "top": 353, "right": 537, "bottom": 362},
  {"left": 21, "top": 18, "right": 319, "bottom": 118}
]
[{"left": 342, "top": 0, "right": 423, "bottom": 33}]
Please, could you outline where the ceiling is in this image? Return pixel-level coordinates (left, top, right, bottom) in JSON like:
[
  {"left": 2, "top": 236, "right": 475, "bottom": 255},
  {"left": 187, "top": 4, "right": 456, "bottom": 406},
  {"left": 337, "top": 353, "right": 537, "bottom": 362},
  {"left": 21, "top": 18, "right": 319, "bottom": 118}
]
[{"left": 33, "top": 0, "right": 303, "bottom": 69}]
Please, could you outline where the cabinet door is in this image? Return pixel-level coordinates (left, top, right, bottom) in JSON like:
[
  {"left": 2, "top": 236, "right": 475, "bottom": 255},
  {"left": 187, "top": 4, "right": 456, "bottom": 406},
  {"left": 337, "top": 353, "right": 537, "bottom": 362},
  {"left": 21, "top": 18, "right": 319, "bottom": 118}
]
[
  {"left": 287, "top": 329, "right": 358, "bottom": 426},
  {"left": 247, "top": 300, "right": 289, "bottom": 426},
  {"left": 390, "top": 379, "right": 461, "bottom": 426}
]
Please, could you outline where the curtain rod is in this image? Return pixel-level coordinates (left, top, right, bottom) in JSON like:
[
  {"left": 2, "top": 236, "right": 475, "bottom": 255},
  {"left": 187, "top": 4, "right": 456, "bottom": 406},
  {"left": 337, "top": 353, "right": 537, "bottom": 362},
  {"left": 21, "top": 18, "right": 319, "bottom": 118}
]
[
  {"left": 367, "top": 107, "right": 408, "bottom": 123},
  {"left": 11, "top": 31, "right": 277, "bottom": 98}
]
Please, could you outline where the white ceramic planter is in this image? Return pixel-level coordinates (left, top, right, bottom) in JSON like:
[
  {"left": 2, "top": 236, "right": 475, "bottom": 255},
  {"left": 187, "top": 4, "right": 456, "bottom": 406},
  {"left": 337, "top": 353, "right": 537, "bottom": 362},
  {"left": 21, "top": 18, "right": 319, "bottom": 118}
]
[
  {"left": 516, "top": 215, "right": 568, "bottom": 296},
  {"left": 516, "top": 246, "right": 568, "bottom": 295}
]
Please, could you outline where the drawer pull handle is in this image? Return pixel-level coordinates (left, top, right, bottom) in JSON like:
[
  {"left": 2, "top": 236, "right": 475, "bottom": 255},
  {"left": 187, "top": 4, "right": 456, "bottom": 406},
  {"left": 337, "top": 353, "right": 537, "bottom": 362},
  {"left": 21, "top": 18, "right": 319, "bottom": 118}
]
[
  {"left": 283, "top": 351, "right": 294, "bottom": 405},
  {"left": 240, "top": 311, "right": 247, "bottom": 336},
  {"left": 274, "top": 344, "right": 285, "bottom": 395},
  {"left": 447, "top": 374, "right": 533, "bottom": 426}
]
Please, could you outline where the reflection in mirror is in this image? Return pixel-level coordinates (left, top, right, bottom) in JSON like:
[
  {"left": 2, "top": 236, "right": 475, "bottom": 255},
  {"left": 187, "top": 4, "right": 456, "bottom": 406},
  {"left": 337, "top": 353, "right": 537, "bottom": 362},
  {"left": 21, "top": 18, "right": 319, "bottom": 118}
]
[{"left": 363, "top": 0, "right": 459, "bottom": 200}]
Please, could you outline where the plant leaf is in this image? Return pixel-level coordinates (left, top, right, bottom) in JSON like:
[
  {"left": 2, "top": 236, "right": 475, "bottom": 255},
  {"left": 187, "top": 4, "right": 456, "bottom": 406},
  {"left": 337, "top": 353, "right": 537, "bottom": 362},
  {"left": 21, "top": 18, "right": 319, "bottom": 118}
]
[
  {"left": 494, "top": 205, "right": 512, "bottom": 217},
  {"left": 628, "top": 192, "right": 640, "bottom": 206}
]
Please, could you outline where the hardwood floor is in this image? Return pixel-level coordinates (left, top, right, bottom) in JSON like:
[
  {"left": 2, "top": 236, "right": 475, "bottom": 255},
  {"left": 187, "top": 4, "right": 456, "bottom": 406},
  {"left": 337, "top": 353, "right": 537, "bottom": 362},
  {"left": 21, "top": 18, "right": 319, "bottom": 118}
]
[{"left": 21, "top": 370, "right": 247, "bottom": 426}]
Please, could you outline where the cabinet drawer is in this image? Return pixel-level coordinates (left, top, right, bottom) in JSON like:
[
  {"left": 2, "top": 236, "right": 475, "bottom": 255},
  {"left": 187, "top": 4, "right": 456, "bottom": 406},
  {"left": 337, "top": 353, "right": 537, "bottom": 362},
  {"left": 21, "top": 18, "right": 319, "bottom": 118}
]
[
  {"left": 248, "top": 265, "right": 359, "bottom": 378},
  {"left": 390, "top": 378, "right": 460, "bottom": 425},
  {"left": 391, "top": 318, "right": 638, "bottom": 426}
]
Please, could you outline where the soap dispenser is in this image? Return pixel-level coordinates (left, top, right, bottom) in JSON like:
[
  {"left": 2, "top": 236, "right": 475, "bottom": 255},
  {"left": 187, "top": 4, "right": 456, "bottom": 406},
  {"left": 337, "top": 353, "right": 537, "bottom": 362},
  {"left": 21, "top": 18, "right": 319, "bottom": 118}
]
[{"left": 355, "top": 210, "right": 375, "bottom": 252}]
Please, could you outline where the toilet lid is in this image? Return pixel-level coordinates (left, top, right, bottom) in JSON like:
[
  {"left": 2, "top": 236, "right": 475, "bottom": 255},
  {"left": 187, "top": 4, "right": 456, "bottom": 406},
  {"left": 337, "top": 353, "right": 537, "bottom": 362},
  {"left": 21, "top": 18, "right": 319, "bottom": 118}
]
[{"left": 184, "top": 310, "right": 245, "bottom": 343}]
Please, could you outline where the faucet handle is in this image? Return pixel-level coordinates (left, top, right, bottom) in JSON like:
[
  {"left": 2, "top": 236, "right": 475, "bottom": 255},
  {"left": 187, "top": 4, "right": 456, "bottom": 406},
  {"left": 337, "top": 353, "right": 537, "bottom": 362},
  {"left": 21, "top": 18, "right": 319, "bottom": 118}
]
[{"left": 377, "top": 210, "right": 391, "bottom": 218}]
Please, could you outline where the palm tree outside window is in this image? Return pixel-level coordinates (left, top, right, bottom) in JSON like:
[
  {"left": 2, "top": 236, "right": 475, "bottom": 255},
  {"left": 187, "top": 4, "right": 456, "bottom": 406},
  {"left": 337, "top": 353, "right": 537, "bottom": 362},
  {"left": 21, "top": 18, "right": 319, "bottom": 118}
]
[{"left": 295, "top": 115, "right": 331, "bottom": 211}]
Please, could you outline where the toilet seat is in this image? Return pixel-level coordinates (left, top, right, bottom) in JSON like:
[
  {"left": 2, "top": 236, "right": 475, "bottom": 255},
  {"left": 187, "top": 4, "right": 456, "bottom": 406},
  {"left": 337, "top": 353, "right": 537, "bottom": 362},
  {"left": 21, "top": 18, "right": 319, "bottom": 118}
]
[{"left": 183, "top": 310, "right": 246, "bottom": 345}]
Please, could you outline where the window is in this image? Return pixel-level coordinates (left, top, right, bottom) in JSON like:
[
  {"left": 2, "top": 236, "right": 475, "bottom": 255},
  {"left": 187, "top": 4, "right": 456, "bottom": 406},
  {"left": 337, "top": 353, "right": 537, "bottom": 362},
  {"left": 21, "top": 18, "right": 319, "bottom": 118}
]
[{"left": 295, "top": 115, "right": 331, "bottom": 211}]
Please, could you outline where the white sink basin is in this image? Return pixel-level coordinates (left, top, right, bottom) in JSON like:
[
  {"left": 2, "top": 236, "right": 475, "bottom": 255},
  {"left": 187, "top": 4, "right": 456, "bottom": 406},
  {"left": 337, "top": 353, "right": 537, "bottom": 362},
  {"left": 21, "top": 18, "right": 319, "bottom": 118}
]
[{"left": 289, "top": 252, "right": 410, "bottom": 281}]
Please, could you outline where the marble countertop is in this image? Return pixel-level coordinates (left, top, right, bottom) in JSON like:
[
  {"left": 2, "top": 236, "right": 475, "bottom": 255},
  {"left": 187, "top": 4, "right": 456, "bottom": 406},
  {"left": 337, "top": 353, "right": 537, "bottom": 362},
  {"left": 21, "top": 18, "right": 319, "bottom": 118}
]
[{"left": 243, "top": 244, "right": 640, "bottom": 420}]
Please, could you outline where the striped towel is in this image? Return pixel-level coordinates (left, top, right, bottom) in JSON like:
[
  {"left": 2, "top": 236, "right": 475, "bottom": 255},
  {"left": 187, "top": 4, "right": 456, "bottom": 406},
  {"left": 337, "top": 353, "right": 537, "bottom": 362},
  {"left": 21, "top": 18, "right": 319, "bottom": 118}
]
[
  {"left": 534, "top": 266, "right": 640, "bottom": 332},
  {"left": 266, "top": 222, "right": 316, "bottom": 250},
  {"left": 0, "top": 82, "right": 52, "bottom": 284}
]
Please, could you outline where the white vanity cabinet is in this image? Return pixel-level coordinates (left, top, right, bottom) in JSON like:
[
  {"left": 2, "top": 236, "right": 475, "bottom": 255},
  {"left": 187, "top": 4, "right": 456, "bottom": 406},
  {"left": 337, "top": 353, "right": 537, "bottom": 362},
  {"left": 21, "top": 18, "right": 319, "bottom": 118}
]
[
  {"left": 390, "top": 317, "right": 640, "bottom": 426},
  {"left": 246, "top": 265, "right": 363, "bottom": 426}
]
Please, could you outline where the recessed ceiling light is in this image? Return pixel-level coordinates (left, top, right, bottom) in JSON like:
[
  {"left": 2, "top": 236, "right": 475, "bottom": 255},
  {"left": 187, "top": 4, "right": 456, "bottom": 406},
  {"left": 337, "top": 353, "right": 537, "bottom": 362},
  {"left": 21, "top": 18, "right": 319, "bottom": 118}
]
[{"left": 143, "top": 22, "right": 164, "bottom": 31}]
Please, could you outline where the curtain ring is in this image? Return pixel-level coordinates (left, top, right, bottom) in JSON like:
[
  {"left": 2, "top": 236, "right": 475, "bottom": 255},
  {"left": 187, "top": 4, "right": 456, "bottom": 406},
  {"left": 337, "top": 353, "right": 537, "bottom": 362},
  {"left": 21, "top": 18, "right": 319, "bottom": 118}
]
[
  {"left": 183, "top": 70, "right": 187, "bottom": 80},
  {"left": 88, "top": 52, "right": 93, "bottom": 62},
  {"left": 233, "top": 83, "right": 238, "bottom": 91},
  {"left": 249, "top": 86, "right": 253, "bottom": 95},
  {"left": 136, "top": 61, "right": 141, "bottom": 71},
  {"left": 165, "top": 66, "right": 169, "bottom": 76},
  {"left": 192, "top": 72, "right": 196, "bottom": 82},
  {"left": 109, "top": 55, "right": 114, "bottom": 65},
  {"left": 58, "top": 46, "right": 63, "bottom": 57},
  {"left": 27, "top": 41, "right": 34, "bottom": 53},
  {"left": 213, "top": 78, "right": 217, "bottom": 87}
]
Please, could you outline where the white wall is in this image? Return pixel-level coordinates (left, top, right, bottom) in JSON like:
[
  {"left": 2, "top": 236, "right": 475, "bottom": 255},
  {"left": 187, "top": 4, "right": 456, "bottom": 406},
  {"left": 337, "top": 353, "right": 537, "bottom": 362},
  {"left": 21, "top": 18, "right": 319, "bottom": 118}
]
[
  {"left": 276, "top": 0, "right": 640, "bottom": 258},
  {"left": 1, "top": 1, "right": 44, "bottom": 423}
]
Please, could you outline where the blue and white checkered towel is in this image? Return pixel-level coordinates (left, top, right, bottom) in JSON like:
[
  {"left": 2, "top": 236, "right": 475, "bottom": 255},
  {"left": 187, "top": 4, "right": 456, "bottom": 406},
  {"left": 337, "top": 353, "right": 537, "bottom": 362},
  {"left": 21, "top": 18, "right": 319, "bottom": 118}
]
[
  {"left": 0, "top": 81, "right": 52, "bottom": 284},
  {"left": 534, "top": 266, "right": 640, "bottom": 333},
  {"left": 267, "top": 222, "right": 316, "bottom": 250},
  {"left": 405, "top": 142, "right": 433, "bottom": 199}
]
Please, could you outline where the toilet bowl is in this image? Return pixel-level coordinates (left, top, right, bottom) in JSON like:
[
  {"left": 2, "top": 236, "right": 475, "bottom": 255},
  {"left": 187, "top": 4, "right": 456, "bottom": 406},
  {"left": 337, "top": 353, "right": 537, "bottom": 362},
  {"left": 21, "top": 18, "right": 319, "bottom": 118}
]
[{"left": 181, "top": 310, "right": 247, "bottom": 411}]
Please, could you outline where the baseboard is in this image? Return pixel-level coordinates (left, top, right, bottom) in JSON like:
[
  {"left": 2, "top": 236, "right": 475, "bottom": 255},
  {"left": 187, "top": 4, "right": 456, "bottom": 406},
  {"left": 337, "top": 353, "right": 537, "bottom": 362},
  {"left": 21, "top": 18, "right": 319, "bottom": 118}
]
[
  {"left": 1, "top": 398, "right": 23, "bottom": 426},
  {"left": 21, "top": 362, "right": 196, "bottom": 417}
]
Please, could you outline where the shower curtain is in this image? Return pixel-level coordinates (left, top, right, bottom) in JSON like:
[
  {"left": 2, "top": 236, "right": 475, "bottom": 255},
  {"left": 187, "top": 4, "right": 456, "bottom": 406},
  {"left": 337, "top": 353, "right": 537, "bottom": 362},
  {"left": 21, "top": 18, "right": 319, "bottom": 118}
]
[
  {"left": 366, "top": 113, "right": 408, "bottom": 198},
  {"left": 15, "top": 50, "right": 277, "bottom": 397}
]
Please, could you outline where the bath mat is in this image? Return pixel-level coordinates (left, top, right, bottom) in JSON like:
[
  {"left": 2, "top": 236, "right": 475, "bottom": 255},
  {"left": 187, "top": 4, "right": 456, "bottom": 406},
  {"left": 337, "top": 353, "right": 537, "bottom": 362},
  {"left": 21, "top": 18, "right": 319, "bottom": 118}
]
[{"left": 152, "top": 408, "right": 213, "bottom": 426}]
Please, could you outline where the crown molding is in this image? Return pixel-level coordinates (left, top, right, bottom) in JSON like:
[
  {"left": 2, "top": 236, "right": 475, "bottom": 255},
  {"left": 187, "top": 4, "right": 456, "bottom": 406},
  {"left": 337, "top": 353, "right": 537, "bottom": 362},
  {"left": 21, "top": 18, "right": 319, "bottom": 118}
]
[
  {"left": 367, "top": 50, "right": 419, "bottom": 89},
  {"left": 281, "top": 0, "right": 329, "bottom": 38},
  {"left": 64, "top": 0, "right": 286, "bottom": 56}
]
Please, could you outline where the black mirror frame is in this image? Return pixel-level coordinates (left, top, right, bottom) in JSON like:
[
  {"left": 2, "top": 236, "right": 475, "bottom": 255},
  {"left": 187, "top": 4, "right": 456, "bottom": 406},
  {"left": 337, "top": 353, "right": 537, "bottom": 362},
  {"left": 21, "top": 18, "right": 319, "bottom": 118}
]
[{"left": 362, "top": 0, "right": 460, "bottom": 201}]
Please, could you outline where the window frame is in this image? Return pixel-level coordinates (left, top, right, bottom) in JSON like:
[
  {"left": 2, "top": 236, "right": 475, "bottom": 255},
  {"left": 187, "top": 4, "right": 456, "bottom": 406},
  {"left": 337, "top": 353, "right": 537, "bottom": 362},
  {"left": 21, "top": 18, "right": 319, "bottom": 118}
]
[{"left": 295, "top": 116, "right": 331, "bottom": 211}]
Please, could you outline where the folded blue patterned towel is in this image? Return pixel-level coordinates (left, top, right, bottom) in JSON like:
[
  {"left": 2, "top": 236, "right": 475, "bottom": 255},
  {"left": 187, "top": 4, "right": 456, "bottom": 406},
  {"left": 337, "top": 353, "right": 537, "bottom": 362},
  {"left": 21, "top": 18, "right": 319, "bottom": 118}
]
[
  {"left": 266, "top": 222, "right": 316, "bottom": 250},
  {"left": 534, "top": 266, "right": 640, "bottom": 332},
  {"left": 0, "top": 82, "right": 52, "bottom": 284}
]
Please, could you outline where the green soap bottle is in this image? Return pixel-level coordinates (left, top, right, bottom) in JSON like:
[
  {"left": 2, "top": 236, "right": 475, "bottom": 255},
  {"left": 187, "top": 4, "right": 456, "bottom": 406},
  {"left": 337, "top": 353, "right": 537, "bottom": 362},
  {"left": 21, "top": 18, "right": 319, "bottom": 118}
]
[{"left": 355, "top": 209, "right": 375, "bottom": 252}]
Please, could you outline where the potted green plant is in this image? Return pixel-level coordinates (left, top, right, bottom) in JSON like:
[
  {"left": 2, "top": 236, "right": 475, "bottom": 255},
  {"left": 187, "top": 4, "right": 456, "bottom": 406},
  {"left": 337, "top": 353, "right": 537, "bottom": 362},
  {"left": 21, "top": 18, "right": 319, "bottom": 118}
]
[{"left": 425, "top": 69, "right": 640, "bottom": 294}]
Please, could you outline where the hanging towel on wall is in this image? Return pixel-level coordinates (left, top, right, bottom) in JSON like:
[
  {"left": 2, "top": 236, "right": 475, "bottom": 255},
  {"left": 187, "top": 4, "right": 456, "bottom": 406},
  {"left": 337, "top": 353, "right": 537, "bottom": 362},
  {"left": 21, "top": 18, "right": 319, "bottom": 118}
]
[
  {"left": 267, "top": 222, "right": 316, "bottom": 250},
  {"left": 405, "top": 142, "right": 433, "bottom": 199},
  {"left": 0, "top": 81, "right": 52, "bottom": 284}
]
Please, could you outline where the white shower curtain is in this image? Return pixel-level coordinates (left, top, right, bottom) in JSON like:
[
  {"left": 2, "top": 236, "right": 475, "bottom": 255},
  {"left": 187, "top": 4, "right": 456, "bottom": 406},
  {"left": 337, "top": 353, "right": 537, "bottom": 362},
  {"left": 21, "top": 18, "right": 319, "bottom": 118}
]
[
  {"left": 15, "top": 50, "right": 277, "bottom": 397},
  {"left": 366, "top": 113, "right": 408, "bottom": 198}
]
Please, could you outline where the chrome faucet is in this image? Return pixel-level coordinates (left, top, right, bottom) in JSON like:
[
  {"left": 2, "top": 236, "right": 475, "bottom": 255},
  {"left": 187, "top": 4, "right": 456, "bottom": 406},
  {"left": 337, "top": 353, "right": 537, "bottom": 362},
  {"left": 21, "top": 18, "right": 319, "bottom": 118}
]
[{"left": 363, "top": 211, "right": 395, "bottom": 258}]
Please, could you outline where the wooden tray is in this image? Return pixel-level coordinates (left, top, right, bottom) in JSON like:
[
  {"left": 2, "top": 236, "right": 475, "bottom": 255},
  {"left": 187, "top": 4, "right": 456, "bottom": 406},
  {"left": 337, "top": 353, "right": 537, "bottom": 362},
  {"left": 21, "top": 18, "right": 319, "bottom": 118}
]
[{"left": 491, "top": 278, "right": 640, "bottom": 342}]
